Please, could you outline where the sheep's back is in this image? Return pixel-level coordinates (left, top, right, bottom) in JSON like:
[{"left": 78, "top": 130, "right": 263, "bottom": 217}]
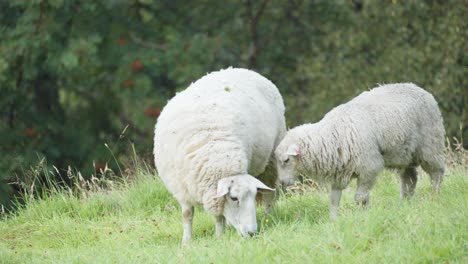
[
  {"left": 334, "top": 83, "right": 444, "bottom": 167},
  {"left": 153, "top": 68, "right": 285, "bottom": 203}
]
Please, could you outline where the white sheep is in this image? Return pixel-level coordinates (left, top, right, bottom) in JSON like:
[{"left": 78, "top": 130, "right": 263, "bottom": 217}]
[
  {"left": 275, "top": 83, "right": 445, "bottom": 220},
  {"left": 154, "top": 68, "right": 286, "bottom": 244}
]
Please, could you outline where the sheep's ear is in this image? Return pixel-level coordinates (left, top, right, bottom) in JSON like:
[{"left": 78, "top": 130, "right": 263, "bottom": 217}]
[
  {"left": 216, "top": 178, "right": 231, "bottom": 198},
  {"left": 250, "top": 177, "right": 275, "bottom": 193},
  {"left": 257, "top": 184, "right": 275, "bottom": 194},
  {"left": 286, "top": 144, "right": 301, "bottom": 156}
]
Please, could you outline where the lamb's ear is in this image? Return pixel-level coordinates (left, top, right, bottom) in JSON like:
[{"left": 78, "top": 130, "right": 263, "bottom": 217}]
[
  {"left": 286, "top": 144, "right": 301, "bottom": 156},
  {"left": 216, "top": 178, "right": 232, "bottom": 198}
]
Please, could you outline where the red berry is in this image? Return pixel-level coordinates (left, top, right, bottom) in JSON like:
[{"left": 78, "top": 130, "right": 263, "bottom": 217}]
[
  {"left": 131, "top": 59, "right": 144, "bottom": 72},
  {"left": 144, "top": 108, "right": 161, "bottom": 118},
  {"left": 25, "top": 127, "right": 37, "bottom": 137},
  {"left": 94, "top": 162, "right": 106, "bottom": 173},
  {"left": 122, "top": 79, "right": 135, "bottom": 88},
  {"left": 117, "top": 37, "right": 128, "bottom": 46}
]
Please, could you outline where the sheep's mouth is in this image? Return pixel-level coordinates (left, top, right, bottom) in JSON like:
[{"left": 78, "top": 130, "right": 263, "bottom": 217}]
[
  {"left": 280, "top": 178, "right": 295, "bottom": 187},
  {"left": 238, "top": 230, "right": 258, "bottom": 238}
]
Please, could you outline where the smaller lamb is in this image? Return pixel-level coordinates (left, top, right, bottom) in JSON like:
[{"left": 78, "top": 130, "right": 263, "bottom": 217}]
[{"left": 275, "top": 83, "right": 445, "bottom": 220}]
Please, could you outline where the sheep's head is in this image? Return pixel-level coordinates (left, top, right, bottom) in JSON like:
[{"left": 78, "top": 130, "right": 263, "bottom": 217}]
[
  {"left": 216, "top": 175, "right": 275, "bottom": 237},
  {"left": 275, "top": 143, "right": 302, "bottom": 186}
]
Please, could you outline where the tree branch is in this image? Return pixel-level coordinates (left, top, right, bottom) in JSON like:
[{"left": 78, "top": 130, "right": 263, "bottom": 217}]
[
  {"left": 245, "top": 0, "right": 269, "bottom": 68},
  {"left": 129, "top": 33, "right": 166, "bottom": 50},
  {"left": 254, "top": 0, "right": 269, "bottom": 21}
]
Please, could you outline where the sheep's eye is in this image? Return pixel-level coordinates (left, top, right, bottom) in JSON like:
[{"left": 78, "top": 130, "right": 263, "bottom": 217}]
[
  {"left": 229, "top": 196, "right": 238, "bottom": 202},
  {"left": 284, "top": 158, "right": 290, "bottom": 164}
]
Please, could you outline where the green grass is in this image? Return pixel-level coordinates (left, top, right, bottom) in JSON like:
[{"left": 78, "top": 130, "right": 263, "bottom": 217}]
[{"left": 0, "top": 165, "right": 466, "bottom": 264}]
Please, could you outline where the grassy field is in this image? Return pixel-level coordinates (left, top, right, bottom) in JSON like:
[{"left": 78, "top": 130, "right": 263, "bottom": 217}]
[{"left": 0, "top": 160, "right": 466, "bottom": 263}]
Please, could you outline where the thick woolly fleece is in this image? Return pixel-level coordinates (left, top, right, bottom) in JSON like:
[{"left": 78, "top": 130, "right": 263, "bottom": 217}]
[
  {"left": 276, "top": 83, "right": 445, "bottom": 189},
  {"left": 154, "top": 68, "right": 286, "bottom": 216}
]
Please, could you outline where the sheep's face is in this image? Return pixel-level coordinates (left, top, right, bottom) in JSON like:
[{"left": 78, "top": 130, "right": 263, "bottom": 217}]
[
  {"left": 216, "top": 175, "right": 275, "bottom": 237},
  {"left": 276, "top": 143, "right": 301, "bottom": 186}
]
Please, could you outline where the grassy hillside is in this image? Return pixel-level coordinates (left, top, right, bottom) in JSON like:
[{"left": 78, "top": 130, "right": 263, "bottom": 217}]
[{"left": 0, "top": 160, "right": 466, "bottom": 263}]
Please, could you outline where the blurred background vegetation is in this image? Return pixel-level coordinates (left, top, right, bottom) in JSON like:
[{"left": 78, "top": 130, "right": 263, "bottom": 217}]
[{"left": 0, "top": 0, "right": 466, "bottom": 208}]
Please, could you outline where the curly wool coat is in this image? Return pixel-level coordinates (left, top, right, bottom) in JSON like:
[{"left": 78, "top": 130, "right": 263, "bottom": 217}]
[
  {"left": 154, "top": 68, "right": 286, "bottom": 216},
  {"left": 276, "top": 83, "right": 445, "bottom": 190}
]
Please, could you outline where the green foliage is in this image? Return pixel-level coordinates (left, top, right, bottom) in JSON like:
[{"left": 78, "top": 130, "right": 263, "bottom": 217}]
[
  {"left": 0, "top": 0, "right": 466, "bottom": 206},
  {"left": 0, "top": 162, "right": 466, "bottom": 262}
]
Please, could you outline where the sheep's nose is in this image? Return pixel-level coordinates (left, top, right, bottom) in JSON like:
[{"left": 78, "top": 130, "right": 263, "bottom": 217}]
[
  {"left": 247, "top": 231, "right": 256, "bottom": 237},
  {"left": 280, "top": 179, "right": 294, "bottom": 187}
]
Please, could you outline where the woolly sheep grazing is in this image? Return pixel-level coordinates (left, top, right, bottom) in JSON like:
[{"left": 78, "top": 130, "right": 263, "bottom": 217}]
[
  {"left": 154, "top": 68, "right": 286, "bottom": 244},
  {"left": 275, "top": 83, "right": 445, "bottom": 220}
]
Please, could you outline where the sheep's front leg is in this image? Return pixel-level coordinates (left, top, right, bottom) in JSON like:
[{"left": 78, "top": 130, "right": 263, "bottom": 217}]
[
  {"left": 215, "top": 215, "right": 225, "bottom": 237},
  {"left": 181, "top": 204, "right": 194, "bottom": 245},
  {"left": 261, "top": 191, "right": 276, "bottom": 214},
  {"left": 330, "top": 186, "right": 342, "bottom": 221},
  {"left": 400, "top": 167, "right": 418, "bottom": 199}
]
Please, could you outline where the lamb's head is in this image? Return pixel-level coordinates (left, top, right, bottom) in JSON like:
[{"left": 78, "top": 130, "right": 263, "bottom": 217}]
[
  {"left": 275, "top": 142, "right": 302, "bottom": 186},
  {"left": 216, "top": 175, "right": 275, "bottom": 237}
]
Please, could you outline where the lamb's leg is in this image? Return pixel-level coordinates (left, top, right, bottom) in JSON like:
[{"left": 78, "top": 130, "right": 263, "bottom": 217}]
[
  {"left": 181, "top": 204, "right": 194, "bottom": 245},
  {"left": 330, "top": 186, "right": 343, "bottom": 221},
  {"left": 354, "top": 173, "right": 378, "bottom": 207},
  {"left": 421, "top": 159, "right": 444, "bottom": 194},
  {"left": 400, "top": 167, "right": 418, "bottom": 199},
  {"left": 261, "top": 191, "right": 275, "bottom": 214},
  {"left": 429, "top": 168, "right": 444, "bottom": 194},
  {"left": 215, "top": 215, "right": 225, "bottom": 237}
]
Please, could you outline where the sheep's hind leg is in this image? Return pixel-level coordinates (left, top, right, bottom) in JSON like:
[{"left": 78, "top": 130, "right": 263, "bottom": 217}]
[
  {"left": 181, "top": 204, "right": 194, "bottom": 245},
  {"left": 330, "top": 186, "right": 343, "bottom": 221},
  {"left": 354, "top": 173, "right": 378, "bottom": 207},
  {"left": 421, "top": 159, "right": 444, "bottom": 194},
  {"left": 400, "top": 167, "right": 418, "bottom": 199},
  {"left": 215, "top": 215, "right": 225, "bottom": 237}
]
